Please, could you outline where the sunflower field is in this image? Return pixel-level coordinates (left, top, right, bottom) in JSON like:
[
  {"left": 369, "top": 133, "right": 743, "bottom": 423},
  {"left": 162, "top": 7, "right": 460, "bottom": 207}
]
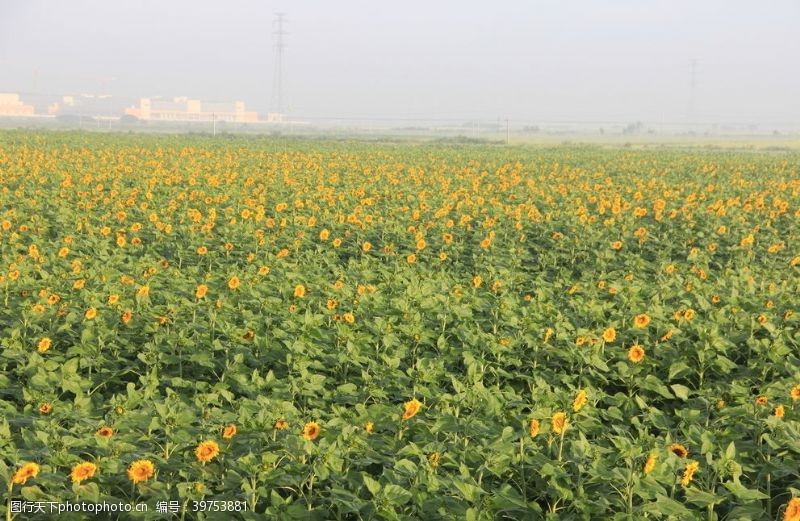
[{"left": 1, "top": 131, "right": 799, "bottom": 520}]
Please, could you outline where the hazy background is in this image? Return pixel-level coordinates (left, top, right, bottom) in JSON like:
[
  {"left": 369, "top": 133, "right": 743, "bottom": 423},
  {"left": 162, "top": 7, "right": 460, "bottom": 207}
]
[{"left": 1, "top": 0, "right": 798, "bottom": 125}]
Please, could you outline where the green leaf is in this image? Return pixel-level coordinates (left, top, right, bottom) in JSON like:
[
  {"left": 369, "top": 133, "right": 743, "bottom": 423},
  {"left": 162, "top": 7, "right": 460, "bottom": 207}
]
[
  {"left": 684, "top": 488, "right": 722, "bottom": 507},
  {"left": 363, "top": 474, "right": 381, "bottom": 496},
  {"left": 723, "top": 481, "right": 768, "bottom": 501},
  {"left": 670, "top": 384, "right": 690, "bottom": 400},
  {"left": 381, "top": 483, "right": 412, "bottom": 505}
]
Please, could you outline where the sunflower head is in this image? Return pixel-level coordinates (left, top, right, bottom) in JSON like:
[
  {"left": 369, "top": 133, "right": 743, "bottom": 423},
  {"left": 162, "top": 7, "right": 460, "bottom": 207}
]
[
  {"left": 96, "top": 426, "right": 114, "bottom": 438},
  {"left": 127, "top": 459, "right": 155, "bottom": 484},
  {"left": 12, "top": 463, "right": 40, "bottom": 485},
  {"left": 784, "top": 497, "right": 800, "bottom": 521},
  {"left": 195, "top": 440, "right": 221, "bottom": 463},
  {"left": 634, "top": 314, "right": 651, "bottom": 328},
  {"left": 302, "top": 421, "right": 321, "bottom": 441},
  {"left": 529, "top": 419, "right": 540, "bottom": 438},
  {"left": 643, "top": 453, "right": 657, "bottom": 474},
  {"left": 628, "top": 345, "right": 645, "bottom": 363},
  {"left": 402, "top": 399, "right": 423, "bottom": 420},
  {"left": 552, "top": 412, "right": 568, "bottom": 434},
  {"left": 669, "top": 443, "right": 689, "bottom": 459},
  {"left": 70, "top": 462, "right": 98, "bottom": 483}
]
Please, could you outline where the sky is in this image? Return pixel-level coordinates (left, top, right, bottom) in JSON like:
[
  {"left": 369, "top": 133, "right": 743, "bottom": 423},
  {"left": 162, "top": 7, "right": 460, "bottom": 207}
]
[{"left": 1, "top": 0, "right": 799, "bottom": 125}]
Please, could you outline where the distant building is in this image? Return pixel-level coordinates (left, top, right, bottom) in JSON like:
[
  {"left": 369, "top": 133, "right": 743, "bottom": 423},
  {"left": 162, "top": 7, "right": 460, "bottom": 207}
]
[
  {"left": 47, "top": 95, "right": 115, "bottom": 118},
  {"left": 124, "top": 97, "right": 258, "bottom": 123},
  {"left": 0, "top": 93, "right": 36, "bottom": 117},
  {"left": 265, "top": 112, "right": 285, "bottom": 123}
]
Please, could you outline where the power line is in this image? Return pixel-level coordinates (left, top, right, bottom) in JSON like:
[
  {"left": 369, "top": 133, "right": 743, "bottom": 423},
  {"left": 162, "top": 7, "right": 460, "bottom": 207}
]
[
  {"left": 272, "top": 12, "right": 287, "bottom": 114},
  {"left": 688, "top": 58, "right": 697, "bottom": 123}
]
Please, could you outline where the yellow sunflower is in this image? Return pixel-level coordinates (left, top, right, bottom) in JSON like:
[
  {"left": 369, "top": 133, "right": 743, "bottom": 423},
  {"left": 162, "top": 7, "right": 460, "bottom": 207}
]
[
  {"left": 302, "top": 421, "right": 321, "bottom": 441},
  {"left": 402, "top": 398, "right": 423, "bottom": 420},
  {"left": 127, "top": 460, "right": 155, "bottom": 484},
  {"left": 552, "top": 412, "right": 568, "bottom": 434},
  {"left": 70, "top": 462, "right": 98, "bottom": 484},
  {"left": 12, "top": 462, "right": 40, "bottom": 485},
  {"left": 195, "top": 440, "right": 221, "bottom": 462}
]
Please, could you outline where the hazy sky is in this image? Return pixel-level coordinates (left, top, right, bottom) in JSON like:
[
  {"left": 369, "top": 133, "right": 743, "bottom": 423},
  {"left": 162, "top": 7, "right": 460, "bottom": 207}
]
[{"left": 1, "top": 0, "right": 798, "bottom": 124}]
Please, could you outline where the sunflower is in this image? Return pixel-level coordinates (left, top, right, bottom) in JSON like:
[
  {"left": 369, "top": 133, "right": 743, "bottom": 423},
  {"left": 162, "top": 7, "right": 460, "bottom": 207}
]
[
  {"left": 791, "top": 385, "right": 800, "bottom": 401},
  {"left": 633, "top": 314, "right": 651, "bottom": 328},
  {"left": 84, "top": 307, "right": 97, "bottom": 320},
  {"left": 472, "top": 275, "right": 482, "bottom": 288},
  {"left": 197, "top": 246, "right": 208, "bottom": 255},
  {"left": 681, "top": 461, "right": 699, "bottom": 487},
  {"left": 552, "top": 412, "right": 568, "bottom": 434},
  {"left": 195, "top": 440, "right": 220, "bottom": 462},
  {"left": 70, "top": 462, "right": 98, "bottom": 484},
  {"left": 294, "top": 284, "right": 306, "bottom": 298},
  {"left": 228, "top": 276, "right": 240, "bottom": 290},
  {"left": 222, "top": 424, "right": 237, "bottom": 439},
  {"left": 121, "top": 310, "right": 133, "bottom": 324},
  {"left": 572, "top": 390, "right": 588, "bottom": 412},
  {"left": 364, "top": 421, "right": 374, "bottom": 433},
  {"left": 362, "top": 241, "right": 372, "bottom": 252},
  {"left": 784, "top": 497, "right": 800, "bottom": 521},
  {"left": 326, "top": 299, "right": 337, "bottom": 310},
  {"left": 402, "top": 398, "right": 423, "bottom": 420},
  {"left": 302, "top": 421, "right": 321, "bottom": 441},
  {"left": 343, "top": 312, "right": 355, "bottom": 324},
  {"left": 406, "top": 254, "right": 417, "bottom": 264},
  {"left": 756, "top": 395, "right": 768, "bottom": 406},
  {"left": 127, "top": 460, "right": 155, "bottom": 484},
  {"left": 428, "top": 451, "right": 441, "bottom": 468},
  {"left": 643, "top": 453, "right": 657, "bottom": 474},
  {"left": 258, "top": 266, "right": 270, "bottom": 275},
  {"left": 195, "top": 284, "right": 208, "bottom": 299},
  {"left": 39, "top": 403, "right": 52, "bottom": 414},
  {"left": 529, "top": 419, "right": 540, "bottom": 438},
  {"left": 12, "top": 462, "right": 40, "bottom": 485},
  {"left": 274, "top": 419, "right": 289, "bottom": 430},
  {"left": 628, "top": 345, "right": 645, "bottom": 363},
  {"left": 774, "top": 405, "right": 785, "bottom": 419},
  {"left": 669, "top": 443, "right": 689, "bottom": 458},
  {"left": 319, "top": 229, "right": 330, "bottom": 240},
  {"left": 37, "top": 337, "right": 52, "bottom": 353},
  {"left": 602, "top": 327, "right": 616, "bottom": 343},
  {"left": 96, "top": 426, "right": 114, "bottom": 437}
]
